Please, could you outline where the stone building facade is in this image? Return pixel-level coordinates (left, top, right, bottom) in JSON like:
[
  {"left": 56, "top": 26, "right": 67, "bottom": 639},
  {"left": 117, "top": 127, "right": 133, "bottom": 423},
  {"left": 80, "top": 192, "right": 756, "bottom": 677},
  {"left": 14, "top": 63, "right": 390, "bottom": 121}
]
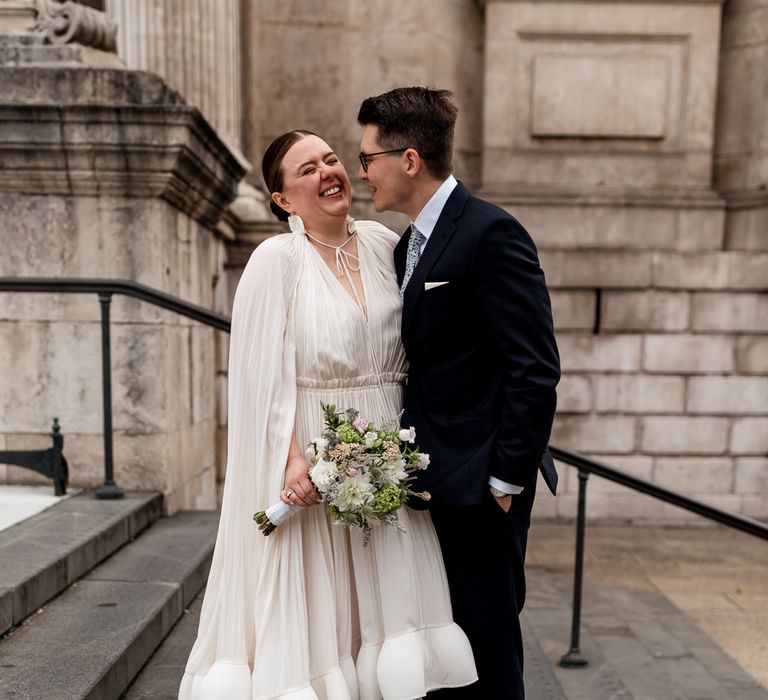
[{"left": 0, "top": 0, "right": 765, "bottom": 521}]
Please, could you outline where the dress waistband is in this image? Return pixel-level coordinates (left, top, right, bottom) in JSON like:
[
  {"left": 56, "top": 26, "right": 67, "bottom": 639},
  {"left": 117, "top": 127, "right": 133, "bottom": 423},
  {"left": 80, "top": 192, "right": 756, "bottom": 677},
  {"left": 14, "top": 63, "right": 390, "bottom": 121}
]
[{"left": 296, "top": 373, "right": 405, "bottom": 391}]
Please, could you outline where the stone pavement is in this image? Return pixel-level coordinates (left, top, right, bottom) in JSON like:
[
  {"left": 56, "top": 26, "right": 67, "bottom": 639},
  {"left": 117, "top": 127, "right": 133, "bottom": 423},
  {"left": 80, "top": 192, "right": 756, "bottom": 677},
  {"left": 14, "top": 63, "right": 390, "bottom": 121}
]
[
  {"left": 525, "top": 521, "right": 768, "bottom": 697},
  {"left": 126, "top": 520, "right": 767, "bottom": 700}
]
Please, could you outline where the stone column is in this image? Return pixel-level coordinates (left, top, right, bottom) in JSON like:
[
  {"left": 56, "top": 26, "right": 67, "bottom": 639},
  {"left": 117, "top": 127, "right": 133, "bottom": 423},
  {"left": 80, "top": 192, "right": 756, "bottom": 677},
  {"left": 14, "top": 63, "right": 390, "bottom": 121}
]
[
  {"left": 0, "top": 19, "right": 246, "bottom": 512},
  {"left": 105, "top": 0, "right": 242, "bottom": 154},
  {"left": 714, "top": 0, "right": 768, "bottom": 251}
]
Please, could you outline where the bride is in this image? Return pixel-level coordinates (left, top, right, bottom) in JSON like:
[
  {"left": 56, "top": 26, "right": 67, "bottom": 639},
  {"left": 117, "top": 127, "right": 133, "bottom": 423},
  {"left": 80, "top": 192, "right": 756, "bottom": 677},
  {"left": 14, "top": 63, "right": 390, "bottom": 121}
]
[{"left": 179, "top": 131, "right": 477, "bottom": 700}]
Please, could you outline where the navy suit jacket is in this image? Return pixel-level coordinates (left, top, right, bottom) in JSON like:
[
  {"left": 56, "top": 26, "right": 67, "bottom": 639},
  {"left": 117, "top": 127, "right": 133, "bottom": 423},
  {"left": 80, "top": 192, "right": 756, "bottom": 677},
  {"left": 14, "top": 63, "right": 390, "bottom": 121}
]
[{"left": 396, "top": 182, "right": 560, "bottom": 508}]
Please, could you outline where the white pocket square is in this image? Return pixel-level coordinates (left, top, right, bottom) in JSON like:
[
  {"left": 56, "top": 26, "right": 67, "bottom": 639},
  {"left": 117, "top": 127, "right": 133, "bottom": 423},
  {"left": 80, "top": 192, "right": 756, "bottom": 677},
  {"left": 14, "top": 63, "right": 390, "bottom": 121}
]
[{"left": 424, "top": 281, "right": 450, "bottom": 290}]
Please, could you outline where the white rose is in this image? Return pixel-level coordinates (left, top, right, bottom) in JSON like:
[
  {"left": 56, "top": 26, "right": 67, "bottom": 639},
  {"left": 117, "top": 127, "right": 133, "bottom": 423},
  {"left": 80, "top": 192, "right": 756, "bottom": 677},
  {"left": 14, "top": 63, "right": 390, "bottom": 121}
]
[
  {"left": 364, "top": 431, "right": 378, "bottom": 449},
  {"left": 313, "top": 437, "right": 329, "bottom": 453},
  {"left": 418, "top": 453, "right": 430, "bottom": 470},
  {"left": 309, "top": 458, "right": 338, "bottom": 491},
  {"left": 398, "top": 427, "right": 416, "bottom": 444}
]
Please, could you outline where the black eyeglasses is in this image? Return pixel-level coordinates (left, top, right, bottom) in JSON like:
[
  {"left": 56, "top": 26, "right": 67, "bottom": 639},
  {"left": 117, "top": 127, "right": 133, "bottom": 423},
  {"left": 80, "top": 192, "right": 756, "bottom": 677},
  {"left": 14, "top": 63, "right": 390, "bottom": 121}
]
[{"left": 358, "top": 148, "right": 410, "bottom": 173}]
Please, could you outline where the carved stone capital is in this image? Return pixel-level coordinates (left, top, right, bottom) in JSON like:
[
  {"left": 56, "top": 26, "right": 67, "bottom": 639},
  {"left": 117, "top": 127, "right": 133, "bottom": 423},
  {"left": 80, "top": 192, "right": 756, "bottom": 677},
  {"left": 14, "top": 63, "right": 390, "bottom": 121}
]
[
  {"left": 34, "top": 0, "right": 117, "bottom": 52},
  {"left": 0, "top": 67, "right": 247, "bottom": 229}
]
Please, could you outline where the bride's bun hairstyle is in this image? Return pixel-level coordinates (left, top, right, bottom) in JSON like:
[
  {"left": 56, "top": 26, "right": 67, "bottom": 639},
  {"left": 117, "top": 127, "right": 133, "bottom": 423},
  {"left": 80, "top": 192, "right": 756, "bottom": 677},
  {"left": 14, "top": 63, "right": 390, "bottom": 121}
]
[{"left": 261, "top": 130, "right": 319, "bottom": 222}]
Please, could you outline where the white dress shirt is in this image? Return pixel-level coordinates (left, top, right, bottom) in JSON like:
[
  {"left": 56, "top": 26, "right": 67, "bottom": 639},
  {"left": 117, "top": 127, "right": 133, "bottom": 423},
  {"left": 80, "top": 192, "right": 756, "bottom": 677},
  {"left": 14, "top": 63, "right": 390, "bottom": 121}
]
[{"left": 410, "top": 175, "right": 523, "bottom": 497}]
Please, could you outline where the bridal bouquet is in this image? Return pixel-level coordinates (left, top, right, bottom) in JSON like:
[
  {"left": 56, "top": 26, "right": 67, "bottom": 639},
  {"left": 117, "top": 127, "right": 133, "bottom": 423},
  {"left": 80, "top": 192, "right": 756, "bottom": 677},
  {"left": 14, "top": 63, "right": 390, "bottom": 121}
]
[{"left": 254, "top": 404, "right": 431, "bottom": 545}]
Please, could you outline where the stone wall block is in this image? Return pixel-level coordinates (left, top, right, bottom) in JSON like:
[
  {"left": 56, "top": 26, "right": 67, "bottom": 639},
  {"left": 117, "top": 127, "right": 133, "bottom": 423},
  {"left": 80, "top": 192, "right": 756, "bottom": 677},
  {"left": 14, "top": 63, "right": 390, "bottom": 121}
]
[
  {"left": 651, "top": 252, "right": 768, "bottom": 290},
  {"left": 170, "top": 421, "right": 216, "bottom": 508},
  {"left": 676, "top": 208, "right": 725, "bottom": 251},
  {"left": 730, "top": 417, "right": 768, "bottom": 455},
  {"left": 687, "top": 376, "right": 768, "bottom": 415},
  {"left": 558, "top": 335, "right": 643, "bottom": 373},
  {"left": 691, "top": 293, "right": 768, "bottom": 332},
  {"left": 695, "top": 494, "right": 749, "bottom": 514},
  {"left": 596, "top": 375, "right": 685, "bottom": 414},
  {"left": 653, "top": 457, "right": 733, "bottom": 494},
  {"left": 551, "top": 415, "right": 636, "bottom": 454},
  {"left": 512, "top": 204, "right": 723, "bottom": 252},
  {"left": 739, "top": 495, "right": 768, "bottom": 519},
  {"left": 531, "top": 489, "right": 558, "bottom": 518},
  {"left": 0, "top": 321, "right": 102, "bottom": 434},
  {"left": 550, "top": 291, "right": 595, "bottom": 331},
  {"left": 733, "top": 457, "right": 768, "bottom": 494},
  {"left": 576, "top": 493, "right": 670, "bottom": 521},
  {"left": 539, "top": 251, "right": 651, "bottom": 288},
  {"left": 601, "top": 291, "right": 690, "bottom": 331},
  {"left": 112, "top": 323, "right": 172, "bottom": 434},
  {"left": 643, "top": 334, "right": 734, "bottom": 374},
  {"left": 556, "top": 374, "right": 592, "bottom": 414},
  {"left": 190, "top": 325, "right": 215, "bottom": 425},
  {"left": 736, "top": 337, "right": 768, "bottom": 374},
  {"left": 725, "top": 207, "right": 768, "bottom": 252},
  {"left": 641, "top": 416, "right": 729, "bottom": 454},
  {"left": 586, "top": 455, "right": 654, "bottom": 494}
]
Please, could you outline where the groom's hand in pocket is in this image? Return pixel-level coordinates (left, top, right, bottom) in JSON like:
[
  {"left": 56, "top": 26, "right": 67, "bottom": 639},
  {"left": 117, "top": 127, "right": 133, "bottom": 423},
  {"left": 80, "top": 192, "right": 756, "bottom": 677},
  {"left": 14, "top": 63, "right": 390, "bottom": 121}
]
[{"left": 493, "top": 494, "right": 512, "bottom": 513}]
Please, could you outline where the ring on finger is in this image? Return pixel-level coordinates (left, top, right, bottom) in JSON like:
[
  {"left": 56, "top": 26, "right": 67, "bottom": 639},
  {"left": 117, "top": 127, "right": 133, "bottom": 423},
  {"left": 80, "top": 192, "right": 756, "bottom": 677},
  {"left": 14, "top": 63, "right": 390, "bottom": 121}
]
[{"left": 286, "top": 489, "right": 294, "bottom": 498}]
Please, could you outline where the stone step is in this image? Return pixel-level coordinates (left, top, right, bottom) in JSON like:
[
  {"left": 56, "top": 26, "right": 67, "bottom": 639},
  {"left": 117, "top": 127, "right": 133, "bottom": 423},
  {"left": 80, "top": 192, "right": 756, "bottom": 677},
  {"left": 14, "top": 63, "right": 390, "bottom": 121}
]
[
  {"left": 0, "top": 510, "right": 218, "bottom": 700},
  {"left": 0, "top": 491, "right": 163, "bottom": 636},
  {"left": 124, "top": 587, "right": 206, "bottom": 700}
]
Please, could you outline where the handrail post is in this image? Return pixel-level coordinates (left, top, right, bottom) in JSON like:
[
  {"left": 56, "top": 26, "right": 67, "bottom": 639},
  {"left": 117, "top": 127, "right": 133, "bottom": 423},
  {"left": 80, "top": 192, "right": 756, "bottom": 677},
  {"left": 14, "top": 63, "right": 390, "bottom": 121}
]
[
  {"left": 51, "top": 417, "right": 67, "bottom": 496},
  {"left": 95, "top": 293, "right": 123, "bottom": 500},
  {"left": 560, "top": 468, "right": 589, "bottom": 667}
]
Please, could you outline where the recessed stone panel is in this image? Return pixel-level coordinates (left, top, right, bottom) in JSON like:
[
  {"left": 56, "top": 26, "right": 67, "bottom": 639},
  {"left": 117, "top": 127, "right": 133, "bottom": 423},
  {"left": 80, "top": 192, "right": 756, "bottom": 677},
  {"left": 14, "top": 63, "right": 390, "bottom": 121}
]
[{"left": 531, "top": 53, "right": 669, "bottom": 139}]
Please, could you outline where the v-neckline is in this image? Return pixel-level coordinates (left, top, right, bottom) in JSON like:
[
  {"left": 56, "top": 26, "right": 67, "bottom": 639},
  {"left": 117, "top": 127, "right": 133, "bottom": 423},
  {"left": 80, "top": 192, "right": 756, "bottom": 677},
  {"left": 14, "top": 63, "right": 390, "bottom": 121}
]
[{"left": 306, "top": 233, "right": 369, "bottom": 323}]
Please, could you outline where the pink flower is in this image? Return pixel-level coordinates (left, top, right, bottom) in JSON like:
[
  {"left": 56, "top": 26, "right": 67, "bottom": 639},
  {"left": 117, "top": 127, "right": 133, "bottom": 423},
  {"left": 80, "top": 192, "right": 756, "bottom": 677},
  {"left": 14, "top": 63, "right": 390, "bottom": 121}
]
[
  {"left": 346, "top": 467, "right": 359, "bottom": 477},
  {"left": 353, "top": 417, "right": 369, "bottom": 434}
]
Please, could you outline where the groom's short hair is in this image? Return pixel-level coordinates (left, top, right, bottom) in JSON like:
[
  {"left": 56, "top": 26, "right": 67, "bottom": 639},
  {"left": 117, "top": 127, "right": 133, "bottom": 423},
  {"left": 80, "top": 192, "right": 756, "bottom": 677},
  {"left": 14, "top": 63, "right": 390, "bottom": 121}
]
[{"left": 357, "top": 87, "right": 457, "bottom": 180}]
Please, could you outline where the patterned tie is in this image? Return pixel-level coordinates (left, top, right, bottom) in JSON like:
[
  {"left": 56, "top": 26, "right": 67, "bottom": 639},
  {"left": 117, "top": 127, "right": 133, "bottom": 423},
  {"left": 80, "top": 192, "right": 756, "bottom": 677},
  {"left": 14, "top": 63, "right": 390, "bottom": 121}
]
[{"left": 400, "top": 224, "right": 426, "bottom": 301}]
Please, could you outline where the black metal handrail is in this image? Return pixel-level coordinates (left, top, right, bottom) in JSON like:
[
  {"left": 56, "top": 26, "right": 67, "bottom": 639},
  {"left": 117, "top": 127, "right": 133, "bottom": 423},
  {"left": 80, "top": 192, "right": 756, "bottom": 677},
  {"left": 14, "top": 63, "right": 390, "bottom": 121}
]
[
  {"left": 4, "top": 276, "right": 767, "bottom": 668},
  {"left": 550, "top": 444, "right": 768, "bottom": 668},
  {"left": 0, "top": 277, "right": 231, "bottom": 331},
  {"left": 0, "top": 277, "right": 231, "bottom": 499}
]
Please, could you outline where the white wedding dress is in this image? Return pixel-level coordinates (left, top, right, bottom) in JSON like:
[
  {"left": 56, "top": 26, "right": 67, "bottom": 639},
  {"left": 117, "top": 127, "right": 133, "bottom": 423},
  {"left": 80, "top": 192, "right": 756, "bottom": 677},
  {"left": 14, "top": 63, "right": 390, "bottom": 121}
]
[{"left": 179, "top": 220, "right": 477, "bottom": 700}]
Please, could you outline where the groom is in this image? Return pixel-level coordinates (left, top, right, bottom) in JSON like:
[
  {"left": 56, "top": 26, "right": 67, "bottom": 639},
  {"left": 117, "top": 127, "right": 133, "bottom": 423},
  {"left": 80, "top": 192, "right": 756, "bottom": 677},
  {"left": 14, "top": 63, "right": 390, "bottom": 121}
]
[{"left": 357, "top": 87, "right": 560, "bottom": 699}]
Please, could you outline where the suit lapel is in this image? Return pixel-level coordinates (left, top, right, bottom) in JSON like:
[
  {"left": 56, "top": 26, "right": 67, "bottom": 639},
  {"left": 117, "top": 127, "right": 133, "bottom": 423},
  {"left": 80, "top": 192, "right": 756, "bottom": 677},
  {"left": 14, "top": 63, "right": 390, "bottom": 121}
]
[
  {"left": 401, "top": 182, "right": 471, "bottom": 339},
  {"left": 394, "top": 225, "right": 410, "bottom": 288}
]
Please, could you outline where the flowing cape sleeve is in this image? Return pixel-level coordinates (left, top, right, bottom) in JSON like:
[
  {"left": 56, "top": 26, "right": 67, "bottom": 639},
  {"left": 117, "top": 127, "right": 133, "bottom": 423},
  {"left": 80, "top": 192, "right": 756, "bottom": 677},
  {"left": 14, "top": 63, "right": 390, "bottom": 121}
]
[{"left": 181, "top": 233, "right": 301, "bottom": 689}]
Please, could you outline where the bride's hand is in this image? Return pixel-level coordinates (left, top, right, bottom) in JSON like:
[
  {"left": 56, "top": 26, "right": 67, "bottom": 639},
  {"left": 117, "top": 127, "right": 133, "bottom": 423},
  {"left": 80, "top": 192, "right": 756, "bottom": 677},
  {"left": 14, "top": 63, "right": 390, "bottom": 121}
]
[{"left": 281, "top": 455, "right": 320, "bottom": 507}]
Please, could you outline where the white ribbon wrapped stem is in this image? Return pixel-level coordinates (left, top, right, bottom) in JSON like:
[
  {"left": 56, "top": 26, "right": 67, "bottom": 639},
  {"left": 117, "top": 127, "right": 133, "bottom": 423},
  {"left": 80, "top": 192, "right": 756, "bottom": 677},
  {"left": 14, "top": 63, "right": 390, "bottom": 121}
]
[{"left": 265, "top": 501, "right": 304, "bottom": 527}]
